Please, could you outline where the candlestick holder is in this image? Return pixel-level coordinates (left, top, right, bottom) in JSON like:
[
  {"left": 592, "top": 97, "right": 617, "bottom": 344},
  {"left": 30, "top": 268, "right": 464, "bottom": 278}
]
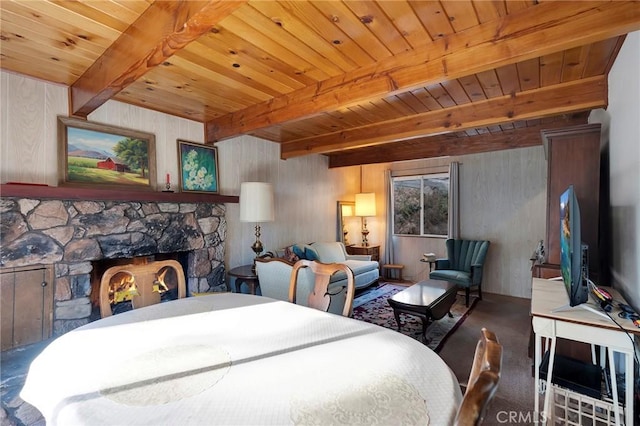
[{"left": 162, "top": 181, "right": 174, "bottom": 193}]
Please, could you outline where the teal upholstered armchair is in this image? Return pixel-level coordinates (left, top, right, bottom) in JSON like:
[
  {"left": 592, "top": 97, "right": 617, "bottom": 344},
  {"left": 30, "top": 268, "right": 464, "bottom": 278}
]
[{"left": 429, "top": 239, "right": 490, "bottom": 307}]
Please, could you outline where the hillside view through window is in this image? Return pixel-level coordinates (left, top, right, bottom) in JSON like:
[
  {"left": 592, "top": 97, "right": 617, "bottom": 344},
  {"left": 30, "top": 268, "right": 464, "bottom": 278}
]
[{"left": 393, "top": 173, "right": 449, "bottom": 236}]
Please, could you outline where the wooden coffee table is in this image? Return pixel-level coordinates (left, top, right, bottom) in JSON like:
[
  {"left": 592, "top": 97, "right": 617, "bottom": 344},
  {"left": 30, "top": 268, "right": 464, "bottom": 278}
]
[{"left": 387, "top": 280, "right": 458, "bottom": 342}]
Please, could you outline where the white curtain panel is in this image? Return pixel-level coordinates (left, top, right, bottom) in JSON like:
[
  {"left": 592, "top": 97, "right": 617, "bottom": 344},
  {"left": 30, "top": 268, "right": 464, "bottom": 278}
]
[
  {"left": 448, "top": 162, "right": 460, "bottom": 239},
  {"left": 384, "top": 169, "right": 395, "bottom": 265}
]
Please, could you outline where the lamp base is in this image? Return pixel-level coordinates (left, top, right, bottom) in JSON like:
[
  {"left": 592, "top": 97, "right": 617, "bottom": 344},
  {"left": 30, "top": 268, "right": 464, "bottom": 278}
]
[
  {"left": 251, "top": 240, "right": 264, "bottom": 257},
  {"left": 361, "top": 230, "right": 369, "bottom": 246},
  {"left": 250, "top": 223, "right": 264, "bottom": 272},
  {"left": 361, "top": 217, "right": 370, "bottom": 246}
]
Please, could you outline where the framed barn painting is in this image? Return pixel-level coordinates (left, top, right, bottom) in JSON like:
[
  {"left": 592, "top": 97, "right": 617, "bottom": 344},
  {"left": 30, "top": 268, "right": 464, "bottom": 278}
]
[
  {"left": 57, "top": 116, "right": 157, "bottom": 191},
  {"left": 177, "top": 140, "right": 219, "bottom": 194}
]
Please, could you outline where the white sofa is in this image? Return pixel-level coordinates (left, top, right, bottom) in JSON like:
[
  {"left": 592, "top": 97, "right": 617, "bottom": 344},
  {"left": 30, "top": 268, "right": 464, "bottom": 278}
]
[{"left": 285, "top": 241, "right": 379, "bottom": 290}]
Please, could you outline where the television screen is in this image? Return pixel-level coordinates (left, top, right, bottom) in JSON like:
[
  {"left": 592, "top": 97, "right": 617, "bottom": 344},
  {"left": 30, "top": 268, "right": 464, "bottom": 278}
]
[{"left": 559, "top": 185, "right": 588, "bottom": 306}]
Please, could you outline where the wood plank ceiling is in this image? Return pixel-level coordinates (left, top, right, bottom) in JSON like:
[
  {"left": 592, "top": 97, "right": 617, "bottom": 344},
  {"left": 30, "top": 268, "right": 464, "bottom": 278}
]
[{"left": 1, "top": 1, "right": 639, "bottom": 167}]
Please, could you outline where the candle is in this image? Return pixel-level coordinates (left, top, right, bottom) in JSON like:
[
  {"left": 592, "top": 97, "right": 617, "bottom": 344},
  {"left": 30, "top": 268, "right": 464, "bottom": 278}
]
[{"left": 166, "top": 173, "right": 170, "bottom": 185}]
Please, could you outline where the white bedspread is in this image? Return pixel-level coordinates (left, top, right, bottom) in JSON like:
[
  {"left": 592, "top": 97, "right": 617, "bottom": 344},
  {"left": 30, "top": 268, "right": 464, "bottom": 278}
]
[{"left": 21, "top": 293, "right": 462, "bottom": 425}]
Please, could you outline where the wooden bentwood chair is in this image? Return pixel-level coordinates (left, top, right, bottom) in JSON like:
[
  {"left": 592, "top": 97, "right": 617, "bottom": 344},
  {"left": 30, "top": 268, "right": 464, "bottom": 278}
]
[
  {"left": 454, "top": 328, "right": 503, "bottom": 426},
  {"left": 288, "top": 259, "right": 355, "bottom": 317},
  {"left": 99, "top": 260, "right": 186, "bottom": 318}
]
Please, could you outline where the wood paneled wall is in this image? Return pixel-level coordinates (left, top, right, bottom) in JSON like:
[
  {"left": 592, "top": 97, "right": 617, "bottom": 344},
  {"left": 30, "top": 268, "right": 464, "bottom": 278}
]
[
  {"left": 458, "top": 147, "right": 547, "bottom": 299},
  {"left": 1, "top": 72, "right": 67, "bottom": 185},
  {"left": 604, "top": 31, "right": 640, "bottom": 312},
  {"left": 0, "top": 71, "right": 203, "bottom": 188},
  {"left": 216, "top": 135, "right": 360, "bottom": 269},
  {"left": 384, "top": 150, "right": 546, "bottom": 299}
]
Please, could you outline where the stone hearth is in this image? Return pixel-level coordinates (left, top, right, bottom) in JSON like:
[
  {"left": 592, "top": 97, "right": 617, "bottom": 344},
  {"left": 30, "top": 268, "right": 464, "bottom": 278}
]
[{"left": 1, "top": 197, "right": 227, "bottom": 335}]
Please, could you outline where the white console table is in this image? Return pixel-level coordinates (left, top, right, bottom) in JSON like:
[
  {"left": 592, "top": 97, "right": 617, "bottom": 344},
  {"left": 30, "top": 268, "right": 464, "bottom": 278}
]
[{"left": 531, "top": 278, "right": 638, "bottom": 425}]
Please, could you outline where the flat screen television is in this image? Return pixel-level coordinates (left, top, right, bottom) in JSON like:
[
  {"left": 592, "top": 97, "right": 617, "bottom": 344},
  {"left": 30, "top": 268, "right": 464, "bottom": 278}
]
[{"left": 559, "top": 185, "right": 589, "bottom": 307}]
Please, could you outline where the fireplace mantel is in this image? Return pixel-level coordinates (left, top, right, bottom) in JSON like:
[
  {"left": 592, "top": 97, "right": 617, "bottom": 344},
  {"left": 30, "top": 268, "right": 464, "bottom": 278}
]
[{"left": 0, "top": 183, "right": 238, "bottom": 204}]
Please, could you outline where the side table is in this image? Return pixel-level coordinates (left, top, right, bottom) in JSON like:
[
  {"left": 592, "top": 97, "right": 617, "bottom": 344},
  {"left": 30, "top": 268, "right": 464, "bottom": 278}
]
[
  {"left": 345, "top": 244, "right": 380, "bottom": 262},
  {"left": 420, "top": 258, "right": 436, "bottom": 272},
  {"left": 228, "top": 265, "right": 260, "bottom": 295}
]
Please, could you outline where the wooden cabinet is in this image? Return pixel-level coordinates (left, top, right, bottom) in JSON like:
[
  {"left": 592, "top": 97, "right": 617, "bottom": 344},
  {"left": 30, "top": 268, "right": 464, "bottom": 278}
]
[
  {"left": 528, "top": 123, "right": 604, "bottom": 364},
  {"left": 1, "top": 265, "right": 53, "bottom": 351},
  {"left": 541, "top": 123, "right": 603, "bottom": 284},
  {"left": 346, "top": 244, "right": 380, "bottom": 262}
]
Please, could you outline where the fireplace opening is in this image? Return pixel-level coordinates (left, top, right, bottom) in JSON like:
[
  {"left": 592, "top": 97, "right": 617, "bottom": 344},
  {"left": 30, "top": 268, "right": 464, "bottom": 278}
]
[{"left": 90, "top": 253, "right": 189, "bottom": 320}]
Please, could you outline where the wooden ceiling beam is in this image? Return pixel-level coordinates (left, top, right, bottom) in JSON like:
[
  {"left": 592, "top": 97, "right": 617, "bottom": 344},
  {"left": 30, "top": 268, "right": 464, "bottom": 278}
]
[
  {"left": 206, "top": 1, "right": 639, "bottom": 142},
  {"left": 279, "top": 76, "right": 606, "bottom": 159},
  {"left": 70, "top": 0, "right": 247, "bottom": 118},
  {"left": 327, "top": 115, "right": 589, "bottom": 168}
]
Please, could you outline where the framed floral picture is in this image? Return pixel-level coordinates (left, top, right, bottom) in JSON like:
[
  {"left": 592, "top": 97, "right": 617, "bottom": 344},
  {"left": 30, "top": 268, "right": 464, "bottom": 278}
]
[{"left": 177, "top": 140, "right": 219, "bottom": 194}]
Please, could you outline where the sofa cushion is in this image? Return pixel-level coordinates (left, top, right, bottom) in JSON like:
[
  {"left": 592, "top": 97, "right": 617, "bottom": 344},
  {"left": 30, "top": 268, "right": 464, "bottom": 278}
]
[
  {"left": 341, "top": 260, "right": 378, "bottom": 275},
  {"left": 292, "top": 244, "right": 307, "bottom": 260},
  {"left": 309, "top": 242, "right": 347, "bottom": 263},
  {"left": 352, "top": 268, "right": 379, "bottom": 290},
  {"left": 305, "top": 246, "right": 320, "bottom": 261},
  {"left": 283, "top": 245, "right": 300, "bottom": 263},
  {"left": 327, "top": 267, "right": 378, "bottom": 290},
  {"left": 328, "top": 260, "right": 379, "bottom": 287}
]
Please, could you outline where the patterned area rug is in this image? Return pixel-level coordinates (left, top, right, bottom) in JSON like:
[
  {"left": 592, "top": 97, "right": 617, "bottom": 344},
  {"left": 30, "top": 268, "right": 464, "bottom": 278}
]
[{"left": 352, "top": 283, "right": 478, "bottom": 352}]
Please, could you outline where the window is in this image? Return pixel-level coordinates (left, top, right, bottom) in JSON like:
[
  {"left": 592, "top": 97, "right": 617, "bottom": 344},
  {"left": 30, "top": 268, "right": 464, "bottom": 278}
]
[{"left": 392, "top": 173, "right": 449, "bottom": 237}]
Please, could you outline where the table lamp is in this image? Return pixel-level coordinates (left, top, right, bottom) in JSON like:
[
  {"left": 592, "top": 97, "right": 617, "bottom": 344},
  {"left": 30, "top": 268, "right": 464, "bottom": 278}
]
[
  {"left": 240, "top": 182, "right": 275, "bottom": 266},
  {"left": 355, "top": 192, "right": 376, "bottom": 246}
]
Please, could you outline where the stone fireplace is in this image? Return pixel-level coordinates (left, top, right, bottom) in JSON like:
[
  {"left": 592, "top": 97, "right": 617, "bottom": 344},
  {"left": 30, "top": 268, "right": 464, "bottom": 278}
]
[{"left": 1, "top": 196, "right": 227, "bottom": 337}]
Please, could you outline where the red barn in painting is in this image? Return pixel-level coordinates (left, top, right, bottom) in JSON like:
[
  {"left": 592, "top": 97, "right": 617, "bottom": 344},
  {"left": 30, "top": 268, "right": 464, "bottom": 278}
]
[{"left": 97, "top": 157, "right": 130, "bottom": 172}]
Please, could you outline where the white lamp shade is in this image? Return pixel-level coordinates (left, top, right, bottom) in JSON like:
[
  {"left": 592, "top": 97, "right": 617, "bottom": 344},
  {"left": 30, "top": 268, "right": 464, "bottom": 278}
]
[
  {"left": 341, "top": 204, "right": 354, "bottom": 217},
  {"left": 355, "top": 193, "right": 376, "bottom": 217},
  {"left": 240, "top": 182, "right": 275, "bottom": 222}
]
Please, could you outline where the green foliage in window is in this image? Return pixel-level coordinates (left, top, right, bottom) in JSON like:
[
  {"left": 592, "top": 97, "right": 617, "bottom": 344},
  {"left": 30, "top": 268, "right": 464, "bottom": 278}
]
[
  {"left": 394, "top": 179, "right": 420, "bottom": 235},
  {"left": 423, "top": 178, "right": 449, "bottom": 235},
  {"left": 393, "top": 174, "right": 449, "bottom": 236}
]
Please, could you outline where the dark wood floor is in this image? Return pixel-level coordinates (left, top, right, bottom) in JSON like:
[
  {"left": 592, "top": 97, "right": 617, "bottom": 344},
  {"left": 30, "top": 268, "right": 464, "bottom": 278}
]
[{"left": 438, "top": 292, "right": 535, "bottom": 425}]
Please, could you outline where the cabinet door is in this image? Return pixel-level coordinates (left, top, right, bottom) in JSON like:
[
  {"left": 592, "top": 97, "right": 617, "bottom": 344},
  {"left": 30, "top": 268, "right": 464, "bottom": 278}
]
[
  {"left": 543, "top": 124, "right": 601, "bottom": 279},
  {"left": 1, "top": 265, "right": 53, "bottom": 350}
]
